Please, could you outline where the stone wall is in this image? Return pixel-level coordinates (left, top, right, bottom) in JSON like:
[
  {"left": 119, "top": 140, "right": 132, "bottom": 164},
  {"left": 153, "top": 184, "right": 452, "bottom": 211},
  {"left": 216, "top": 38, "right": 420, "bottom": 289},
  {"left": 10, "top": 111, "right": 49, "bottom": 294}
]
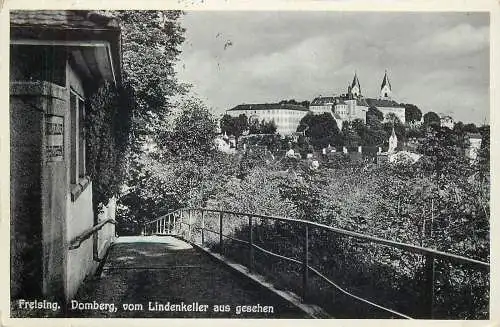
[{"left": 10, "top": 81, "right": 68, "bottom": 300}]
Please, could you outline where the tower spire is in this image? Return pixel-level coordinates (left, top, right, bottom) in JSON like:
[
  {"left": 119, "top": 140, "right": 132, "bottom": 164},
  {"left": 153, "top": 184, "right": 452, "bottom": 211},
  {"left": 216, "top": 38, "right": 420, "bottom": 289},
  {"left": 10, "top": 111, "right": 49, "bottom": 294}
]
[
  {"left": 350, "top": 71, "right": 361, "bottom": 97},
  {"left": 381, "top": 69, "right": 391, "bottom": 90},
  {"left": 380, "top": 69, "right": 392, "bottom": 100}
]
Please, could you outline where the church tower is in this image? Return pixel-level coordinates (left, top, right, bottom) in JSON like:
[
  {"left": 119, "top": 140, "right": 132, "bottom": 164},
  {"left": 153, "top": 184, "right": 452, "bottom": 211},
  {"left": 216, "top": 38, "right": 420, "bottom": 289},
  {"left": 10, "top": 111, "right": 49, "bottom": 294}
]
[
  {"left": 379, "top": 70, "right": 392, "bottom": 100},
  {"left": 349, "top": 72, "right": 361, "bottom": 98}
]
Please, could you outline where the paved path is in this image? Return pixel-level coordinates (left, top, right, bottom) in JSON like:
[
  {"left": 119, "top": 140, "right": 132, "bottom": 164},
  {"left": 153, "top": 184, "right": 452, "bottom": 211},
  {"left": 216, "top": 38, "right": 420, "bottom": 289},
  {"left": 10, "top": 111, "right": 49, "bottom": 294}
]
[{"left": 70, "top": 236, "right": 307, "bottom": 318}]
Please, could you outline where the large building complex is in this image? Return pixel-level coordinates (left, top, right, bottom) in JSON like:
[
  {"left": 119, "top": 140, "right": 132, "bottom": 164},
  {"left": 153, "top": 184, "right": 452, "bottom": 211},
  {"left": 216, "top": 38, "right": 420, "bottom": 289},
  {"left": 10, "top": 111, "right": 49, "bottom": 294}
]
[
  {"left": 225, "top": 71, "right": 406, "bottom": 136},
  {"left": 226, "top": 103, "right": 309, "bottom": 135},
  {"left": 310, "top": 71, "right": 406, "bottom": 129}
]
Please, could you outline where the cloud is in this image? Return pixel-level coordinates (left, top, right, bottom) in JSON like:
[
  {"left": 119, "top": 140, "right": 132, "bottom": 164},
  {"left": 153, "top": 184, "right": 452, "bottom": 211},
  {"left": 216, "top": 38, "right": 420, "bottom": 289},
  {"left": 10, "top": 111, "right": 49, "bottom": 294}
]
[
  {"left": 176, "top": 11, "right": 490, "bottom": 124},
  {"left": 414, "top": 23, "right": 489, "bottom": 55}
]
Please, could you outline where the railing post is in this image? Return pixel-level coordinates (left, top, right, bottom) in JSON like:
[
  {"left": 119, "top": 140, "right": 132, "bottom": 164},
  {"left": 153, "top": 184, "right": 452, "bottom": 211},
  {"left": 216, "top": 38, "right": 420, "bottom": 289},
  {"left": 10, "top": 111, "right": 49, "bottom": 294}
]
[
  {"left": 179, "top": 211, "right": 182, "bottom": 235},
  {"left": 219, "top": 212, "right": 224, "bottom": 252},
  {"left": 188, "top": 209, "right": 192, "bottom": 241},
  {"left": 422, "top": 254, "right": 435, "bottom": 318},
  {"left": 249, "top": 216, "right": 254, "bottom": 272},
  {"left": 176, "top": 211, "right": 180, "bottom": 235},
  {"left": 302, "top": 224, "right": 309, "bottom": 301},
  {"left": 156, "top": 220, "right": 159, "bottom": 234},
  {"left": 201, "top": 210, "right": 205, "bottom": 245},
  {"left": 167, "top": 214, "right": 171, "bottom": 234}
]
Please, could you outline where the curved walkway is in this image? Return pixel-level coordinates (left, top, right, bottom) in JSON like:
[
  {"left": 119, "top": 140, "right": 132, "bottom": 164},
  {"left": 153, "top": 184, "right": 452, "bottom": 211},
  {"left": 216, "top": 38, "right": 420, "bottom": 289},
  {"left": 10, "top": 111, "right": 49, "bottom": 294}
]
[{"left": 70, "top": 236, "right": 307, "bottom": 318}]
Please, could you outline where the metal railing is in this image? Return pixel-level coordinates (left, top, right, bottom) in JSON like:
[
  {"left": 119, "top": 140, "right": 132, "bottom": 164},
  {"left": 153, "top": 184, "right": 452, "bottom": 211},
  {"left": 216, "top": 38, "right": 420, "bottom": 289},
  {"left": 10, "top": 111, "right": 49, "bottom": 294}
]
[
  {"left": 143, "top": 207, "right": 489, "bottom": 319},
  {"left": 69, "top": 218, "right": 116, "bottom": 250}
]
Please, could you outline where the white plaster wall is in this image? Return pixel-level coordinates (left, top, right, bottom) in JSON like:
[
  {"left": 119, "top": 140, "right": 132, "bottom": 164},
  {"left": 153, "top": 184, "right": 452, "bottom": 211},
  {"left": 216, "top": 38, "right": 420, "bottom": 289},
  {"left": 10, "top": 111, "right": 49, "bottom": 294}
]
[
  {"left": 66, "top": 184, "right": 94, "bottom": 299},
  {"left": 97, "top": 197, "right": 116, "bottom": 258},
  {"left": 227, "top": 109, "right": 307, "bottom": 135}
]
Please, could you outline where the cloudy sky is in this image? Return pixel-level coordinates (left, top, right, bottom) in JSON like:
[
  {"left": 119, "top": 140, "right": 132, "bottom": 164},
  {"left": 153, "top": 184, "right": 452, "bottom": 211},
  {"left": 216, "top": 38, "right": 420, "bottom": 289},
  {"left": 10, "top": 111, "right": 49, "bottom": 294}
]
[{"left": 175, "top": 11, "right": 489, "bottom": 124}]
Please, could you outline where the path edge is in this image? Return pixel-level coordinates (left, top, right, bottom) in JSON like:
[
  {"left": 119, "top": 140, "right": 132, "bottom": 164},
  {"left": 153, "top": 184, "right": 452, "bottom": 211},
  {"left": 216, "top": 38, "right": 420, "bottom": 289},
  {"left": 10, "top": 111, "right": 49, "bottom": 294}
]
[{"left": 185, "top": 239, "right": 331, "bottom": 319}]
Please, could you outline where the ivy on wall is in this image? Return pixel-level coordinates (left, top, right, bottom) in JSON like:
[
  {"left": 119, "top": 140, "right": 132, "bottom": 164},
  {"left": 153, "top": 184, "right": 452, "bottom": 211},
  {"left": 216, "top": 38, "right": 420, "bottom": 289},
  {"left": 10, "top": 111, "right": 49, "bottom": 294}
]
[{"left": 85, "top": 82, "right": 135, "bottom": 213}]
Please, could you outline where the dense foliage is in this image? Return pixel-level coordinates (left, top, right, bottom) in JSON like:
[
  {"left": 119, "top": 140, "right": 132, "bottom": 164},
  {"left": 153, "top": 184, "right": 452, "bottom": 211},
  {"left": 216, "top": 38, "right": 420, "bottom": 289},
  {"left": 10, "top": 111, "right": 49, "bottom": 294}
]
[
  {"left": 402, "top": 103, "right": 422, "bottom": 123},
  {"left": 423, "top": 111, "right": 441, "bottom": 127},
  {"left": 85, "top": 82, "right": 135, "bottom": 212},
  {"left": 298, "top": 113, "right": 343, "bottom": 148},
  {"left": 220, "top": 114, "right": 249, "bottom": 140}
]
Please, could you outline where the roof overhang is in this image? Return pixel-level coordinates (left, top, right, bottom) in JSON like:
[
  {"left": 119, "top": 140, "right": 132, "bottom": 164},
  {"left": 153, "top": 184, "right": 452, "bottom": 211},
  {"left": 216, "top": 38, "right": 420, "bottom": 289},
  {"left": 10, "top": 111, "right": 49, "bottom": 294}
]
[
  {"left": 11, "top": 39, "right": 118, "bottom": 87},
  {"left": 11, "top": 21, "right": 121, "bottom": 86}
]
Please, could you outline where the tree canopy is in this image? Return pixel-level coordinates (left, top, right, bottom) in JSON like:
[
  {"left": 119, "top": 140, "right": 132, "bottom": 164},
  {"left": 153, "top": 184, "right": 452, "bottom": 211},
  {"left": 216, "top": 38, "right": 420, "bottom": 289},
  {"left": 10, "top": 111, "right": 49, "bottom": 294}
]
[
  {"left": 298, "top": 113, "right": 342, "bottom": 148},
  {"left": 115, "top": 10, "right": 187, "bottom": 142},
  {"left": 423, "top": 111, "right": 441, "bottom": 127},
  {"left": 220, "top": 114, "right": 249, "bottom": 139},
  {"left": 157, "top": 99, "right": 218, "bottom": 163},
  {"left": 402, "top": 103, "right": 422, "bottom": 123}
]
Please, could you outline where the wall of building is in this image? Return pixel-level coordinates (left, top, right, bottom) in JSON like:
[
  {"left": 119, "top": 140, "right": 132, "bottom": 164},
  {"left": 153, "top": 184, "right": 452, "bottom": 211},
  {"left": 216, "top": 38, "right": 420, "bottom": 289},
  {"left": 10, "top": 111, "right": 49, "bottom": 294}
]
[
  {"left": 10, "top": 85, "right": 44, "bottom": 299},
  {"left": 10, "top": 80, "right": 69, "bottom": 301},
  {"left": 10, "top": 53, "right": 117, "bottom": 303},
  {"left": 66, "top": 183, "right": 94, "bottom": 298},
  {"left": 227, "top": 108, "right": 308, "bottom": 135},
  {"left": 310, "top": 104, "right": 332, "bottom": 115},
  {"left": 64, "top": 62, "right": 116, "bottom": 299}
]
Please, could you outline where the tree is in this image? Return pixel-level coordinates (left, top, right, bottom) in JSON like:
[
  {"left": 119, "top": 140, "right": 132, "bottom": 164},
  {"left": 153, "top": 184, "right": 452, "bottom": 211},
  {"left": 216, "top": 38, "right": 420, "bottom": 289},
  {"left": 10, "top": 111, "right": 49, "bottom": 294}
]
[
  {"left": 367, "top": 106, "right": 384, "bottom": 126},
  {"left": 220, "top": 114, "right": 248, "bottom": 139},
  {"left": 248, "top": 119, "right": 277, "bottom": 135},
  {"left": 298, "top": 113, "right": 342, "bottom": 149},
  {"left": 342, "top": 121, "right": 362, "bottom": 147},
  {"left": 423, "top": 111, "right": 440, "bottom": 127},
  {"left": 402, "top": 103, "right": 422, "bottom": 123},
  {"left": 477, "top": 125, "right": 490, "bottom": 179},
  {"left": 115, "top": 10, "right": 187, "bottom": 144},
  {"left": 157, "top": 98, "right": 218, "bottom": 163},
  {"left": 259, "top": 119, "right": 277, "bottom": 134},
  {"left": 278, "top": 99, "right": 310, "bottom": 109},
  {"left": 463, "top": 123, "right": 479, "bottom": 134}
]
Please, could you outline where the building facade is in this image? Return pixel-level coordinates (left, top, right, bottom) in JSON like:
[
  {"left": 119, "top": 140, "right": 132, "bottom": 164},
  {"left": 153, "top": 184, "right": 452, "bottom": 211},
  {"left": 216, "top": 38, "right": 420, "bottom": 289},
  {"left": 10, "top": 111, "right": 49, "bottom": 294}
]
[
  {"left": 226, "top": 103, "right": 309, "bottom": 135},
  {"left": 309, "top": 71, "right": 405, "bottom": 130},
  {"left": 440, "top": 115, "right": 455, "bottom": 129},
  {"left": 10, "top": 10, "right": 120, "bottom": 303}
]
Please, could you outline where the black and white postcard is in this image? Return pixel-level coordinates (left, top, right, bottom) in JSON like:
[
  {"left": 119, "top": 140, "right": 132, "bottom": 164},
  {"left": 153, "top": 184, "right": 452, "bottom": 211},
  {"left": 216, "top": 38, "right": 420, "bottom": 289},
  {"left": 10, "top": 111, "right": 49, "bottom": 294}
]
[{"left": 2, "top": 0, "right": 498, "bottom": 325}]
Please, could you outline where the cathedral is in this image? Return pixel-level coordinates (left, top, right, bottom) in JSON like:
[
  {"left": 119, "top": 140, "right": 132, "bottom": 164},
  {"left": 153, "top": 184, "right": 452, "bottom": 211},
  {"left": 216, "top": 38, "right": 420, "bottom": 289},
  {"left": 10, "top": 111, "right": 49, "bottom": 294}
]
[{"left": 310, "top": 71, "right": 406, "bottom": 130}]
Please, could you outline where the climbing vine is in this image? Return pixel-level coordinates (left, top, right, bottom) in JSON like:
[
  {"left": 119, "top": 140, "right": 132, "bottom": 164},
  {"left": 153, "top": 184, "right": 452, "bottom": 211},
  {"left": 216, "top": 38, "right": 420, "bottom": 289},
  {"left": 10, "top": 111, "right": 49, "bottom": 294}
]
[{"left": 85, "top": 81, "right": 135, "bottom": 213}]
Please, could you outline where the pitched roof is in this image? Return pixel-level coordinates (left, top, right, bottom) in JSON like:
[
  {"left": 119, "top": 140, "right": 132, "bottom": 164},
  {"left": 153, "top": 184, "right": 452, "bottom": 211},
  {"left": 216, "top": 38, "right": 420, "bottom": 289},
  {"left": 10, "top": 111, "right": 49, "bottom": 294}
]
[
  {"left": 310, "top": 96, "right": 336, "bottom": 106},
  {"left": 228, "top": 103, "right": 309, "bottom": 112},
  {"left": 10, "top": 10, "right": 119, "bottom": 30},
  {"left": 356, "top": 98, "right": 369, "bottom": 107},
  {"left": 365, "top": 98, "right": 402, "bottom": 108}
]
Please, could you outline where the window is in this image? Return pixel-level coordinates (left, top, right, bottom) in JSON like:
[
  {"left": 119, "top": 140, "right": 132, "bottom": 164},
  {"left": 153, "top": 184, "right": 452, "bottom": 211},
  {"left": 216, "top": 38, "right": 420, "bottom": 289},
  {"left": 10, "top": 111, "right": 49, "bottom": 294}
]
[
  {"left": 70, "top": 89, "right": 86, "bottom": 186},
  {"left": 78, "top": 98, "right": 86, "bottom": 178}
]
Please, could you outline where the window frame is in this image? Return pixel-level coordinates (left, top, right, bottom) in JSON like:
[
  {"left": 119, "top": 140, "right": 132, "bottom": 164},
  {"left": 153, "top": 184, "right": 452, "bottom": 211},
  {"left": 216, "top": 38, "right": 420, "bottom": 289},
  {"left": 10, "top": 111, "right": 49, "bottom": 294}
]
[{"left": 69, "top": 88, "right": 89, "bottom": 201}]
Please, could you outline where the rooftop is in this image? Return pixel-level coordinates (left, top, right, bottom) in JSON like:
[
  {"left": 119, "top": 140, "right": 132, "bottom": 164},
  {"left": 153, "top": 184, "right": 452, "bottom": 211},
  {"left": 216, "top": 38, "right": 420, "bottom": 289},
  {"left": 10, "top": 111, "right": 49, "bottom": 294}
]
[
  {"left": 10, "top": 10, "right": 119, "bottom": 30},
  {"left": 228, "top": 103, "right": 309, "bottom": 112},
  {"left": 310, "top": 96, "right": 336, "bottom": 106},
  {"left": 11, "top": 10, "right": 122, "bottom": 84},
  {"left": 365, "top": 98, "right": 402, "bottom": 108}
]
